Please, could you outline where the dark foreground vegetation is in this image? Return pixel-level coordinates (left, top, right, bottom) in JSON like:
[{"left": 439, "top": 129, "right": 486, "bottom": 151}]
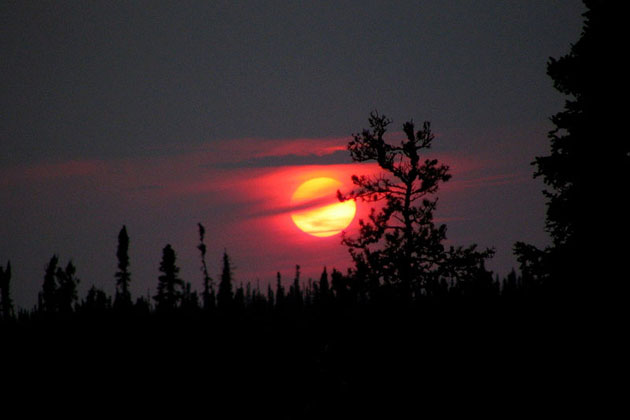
[
  {"left": 1, "top": 252, "right": 572, "bottom": 417},
  {"left": 1, "top": 2, "right": 624, "bottom": 417}
]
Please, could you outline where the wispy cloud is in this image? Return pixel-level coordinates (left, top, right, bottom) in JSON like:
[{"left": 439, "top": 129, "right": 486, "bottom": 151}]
[{"left": 197, "top": 136, "right": 351, "bottom": 169}]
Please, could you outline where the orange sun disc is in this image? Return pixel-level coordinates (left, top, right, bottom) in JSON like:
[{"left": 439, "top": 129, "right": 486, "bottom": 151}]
[{"left": 290, "top": 177, "right": 356, "bottom": 237}]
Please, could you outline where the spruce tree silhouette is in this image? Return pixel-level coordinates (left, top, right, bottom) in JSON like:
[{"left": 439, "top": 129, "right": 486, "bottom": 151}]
[
  {"left": 0, "top": 261, "right": 13, "bottom": 320},
  {"left": 217, "top": 250, "right": 234, "bottom": 313},
  {"left": 114, "top": 225, "right": 132, "bottom": 309},
  {"left": 39, "top": 255, "right": 59, "bottom": 314},
  {"left": 197, "top": 222, "right": 215, "bottom": 311},
  {"left": 154, "top": 244, "right": 183, "bottom": 312},
  {"left": 274, "top": 271, "right": 285, "bottom": 311},
  {"left": 288, "top": 264, "right": 303, "bottom": 310},
  {"left": 340, "top": 112, "right": 493, "bottom": 300}
]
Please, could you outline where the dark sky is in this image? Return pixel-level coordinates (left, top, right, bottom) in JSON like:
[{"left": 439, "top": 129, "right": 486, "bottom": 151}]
[{"left": 1, "top": 1, "right": 585, "bottom": 308}]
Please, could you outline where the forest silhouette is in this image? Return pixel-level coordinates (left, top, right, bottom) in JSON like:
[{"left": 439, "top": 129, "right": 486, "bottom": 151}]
[{"left": 1, "top": 2, "right": 621, "bottom": 417}]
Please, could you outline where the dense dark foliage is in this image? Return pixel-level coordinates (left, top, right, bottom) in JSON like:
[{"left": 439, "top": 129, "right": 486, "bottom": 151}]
[
  {"left": 1, "top": 235, "right": 566, "bottom": 417},
  {"left": 515, "top": 0, "right": 628, "bottom": 300}
]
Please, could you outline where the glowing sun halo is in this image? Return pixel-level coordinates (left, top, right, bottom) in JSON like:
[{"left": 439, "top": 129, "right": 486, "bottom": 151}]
[{"left": 290, "top": 177, "right": 356, "bottom": 237}]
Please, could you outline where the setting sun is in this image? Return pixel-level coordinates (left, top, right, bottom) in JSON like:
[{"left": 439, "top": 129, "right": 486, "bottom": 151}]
[{"left": 290, "top": 177, "right": 356, "bottom": 237}]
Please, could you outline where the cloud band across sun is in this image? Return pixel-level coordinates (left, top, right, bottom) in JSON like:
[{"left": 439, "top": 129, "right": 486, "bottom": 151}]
[{"left": 290, "top": 177, "right": 356, "bottom": 237}]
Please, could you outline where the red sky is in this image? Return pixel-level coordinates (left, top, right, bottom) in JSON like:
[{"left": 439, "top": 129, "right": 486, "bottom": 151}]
[
  {"left": 1, "top": 128, "right": 547, "bottom": 308},
  {"left": 2, "top": 1, "right": 584, "bottom": 308}
]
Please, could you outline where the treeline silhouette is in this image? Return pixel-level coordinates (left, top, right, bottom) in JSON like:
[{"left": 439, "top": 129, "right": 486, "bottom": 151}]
[
  {"left": 0, "top": 226, "right": 545, "bottom": 324},
  {"left": 2, "top": 2, "right": 617, "bottom": 415},
  {"left": 0, "top": 188, "right": 583, "bottom": 411},
  {"left": 0, "top": 231, "right": 563, "bottom": 417}
]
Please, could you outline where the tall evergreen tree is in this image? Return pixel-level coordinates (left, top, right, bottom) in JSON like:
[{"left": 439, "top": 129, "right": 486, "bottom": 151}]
[
  {"left": 0, "top": 261, "right": 13, "bottom": 320},
  {"left": 288, "top": 265, "right": 303, "bottom": 309},
  {"left": 315, "top": 266, "right": 332, "bottom": 309},
  {"left": 154, "top": 244, "right": 183, "bottom": 312},
  {"left": 275, "top": 272, "right": 285, "bottom": 310},
  {"left": 518, "top": 1, "right": 627, "bottom": 297},
  {"left": 197, "top": 223, "right": 215, "bottom": 311},
  {"left": 114, "top": 225, "right": 132, "bottom": 308},
  {"left": 39, "top": 255, "right": 59, "bottom": 314},
  {"left": 217, "top": 251, "right": 234, "bottom": 312}
]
